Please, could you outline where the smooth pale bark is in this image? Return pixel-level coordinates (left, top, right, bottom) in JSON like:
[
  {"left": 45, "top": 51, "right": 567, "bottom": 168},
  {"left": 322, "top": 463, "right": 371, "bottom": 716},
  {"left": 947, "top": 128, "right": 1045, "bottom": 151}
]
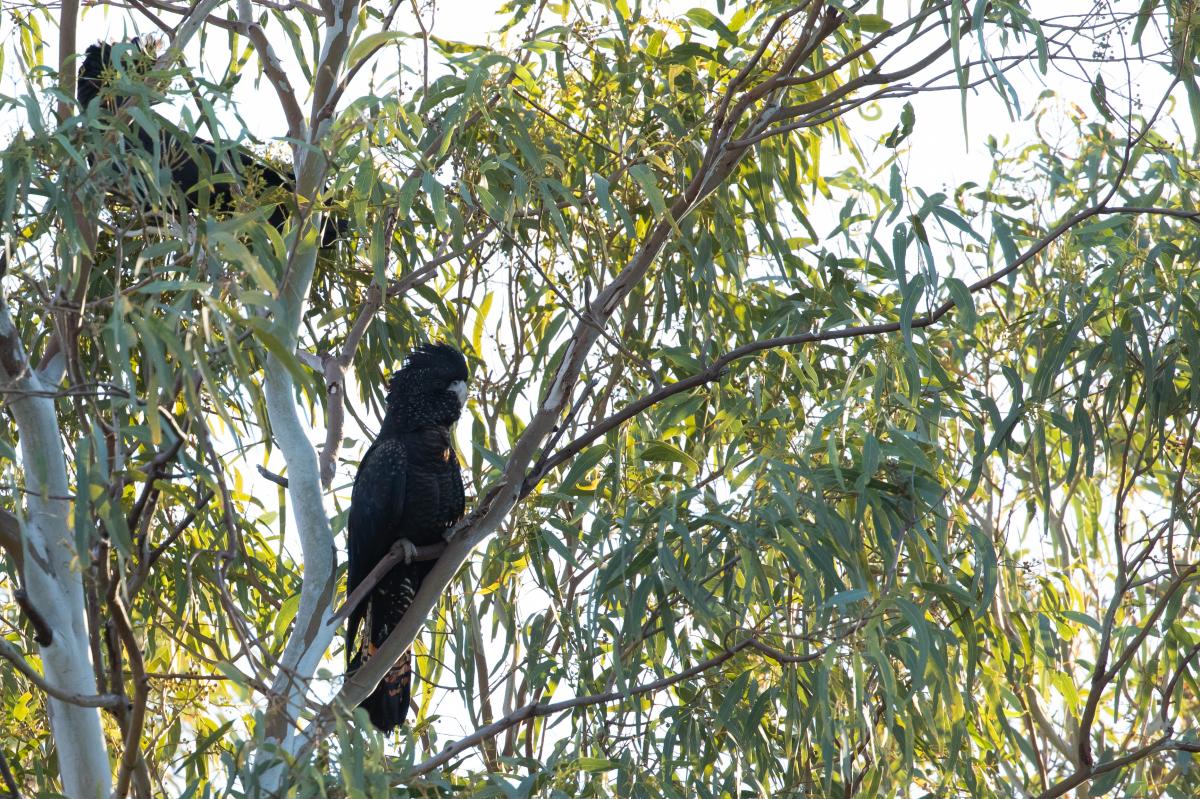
[
  {"left": 0, "top": 305, "right": 110, "bottom": 799},
  {"left": 259, "top": 279, "right": 338, "bottom": 753},
  {"left": 252, "top": 0, "right": 362, "bottom": 785}
]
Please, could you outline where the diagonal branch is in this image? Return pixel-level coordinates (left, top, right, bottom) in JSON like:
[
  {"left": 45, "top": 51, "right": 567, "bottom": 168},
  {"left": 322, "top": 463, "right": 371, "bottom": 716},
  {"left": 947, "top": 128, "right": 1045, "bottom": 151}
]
[
  {"left": 0, "top": 749, "right": 19, "bottom": 799},
  {"left": 409, "top": 635, "right": 823, "bottom": 776},
  {"left": 1033, "top": 736, "right": 1200, "bottom": 799},
  {"left": 326, "top": 539, "right": 446, "bottom": 627},
  {"left": 295, "top": 7, "right": 989, "bottom": 753},
  {"left": 524, "top": 204, "right": 1200, "bottom": 494},
  {"left": 0, "top": 640, "right": 123, "bottom": 709},
  {"left": 1077, "top": 563, "right": 1199, "bottom": 767}
]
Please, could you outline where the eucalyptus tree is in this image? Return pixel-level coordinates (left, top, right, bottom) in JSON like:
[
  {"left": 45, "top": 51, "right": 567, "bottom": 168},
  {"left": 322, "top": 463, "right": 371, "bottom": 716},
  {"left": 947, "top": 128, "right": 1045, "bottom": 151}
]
[{"left": 0, "top": 0, "right": 1199, "bottom": 797}]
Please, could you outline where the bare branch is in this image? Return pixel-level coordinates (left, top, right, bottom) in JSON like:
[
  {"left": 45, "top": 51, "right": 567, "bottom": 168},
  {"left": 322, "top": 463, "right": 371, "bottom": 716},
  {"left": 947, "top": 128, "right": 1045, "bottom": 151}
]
[
  {"left": 525, "top": 205, "right": 1200, "bottom": 494},
  {"left": 13, "top": 590, "right": 53, "bottom": 646},
  {"left": 1077, "top": 564, "right": 1199, "bottom": 767},
  {"left": 58, "top": 0, "right": 81, "bottom": 123},
  {"left": 169, "top": 0, "right": 227, "bottom": 52},
  {"left": 411, "top": 635, "right": 821, "bottom": 776},
  {"left": 256, "top": 464, "right": 290, "bottom": 488},
  {"left": 1033, "top": 737, "right": 1200, "bottom": 799},
  {"left": 0, "top": 509, "right": 23, "bottom": 572},
  {"left": 234, "top": 3, "right": 307, "bottom": 140},
  {"left": 327, "top": 539, "right": 446, "bottom": 628},
  {"left": 1161, "top": 640, "right": 1200, "bottom": 724},
  {"left": 128, "top": 488, "right": 214, "bottom": 596},
  {"left": 109, "top": 590, "right": 150, "bottom": 799},
  {"left": 0, "top": 640, "right": 123, "bottom": 709},
  {"left": 0, "top": 748, "right": 22, "bottom": 799}
]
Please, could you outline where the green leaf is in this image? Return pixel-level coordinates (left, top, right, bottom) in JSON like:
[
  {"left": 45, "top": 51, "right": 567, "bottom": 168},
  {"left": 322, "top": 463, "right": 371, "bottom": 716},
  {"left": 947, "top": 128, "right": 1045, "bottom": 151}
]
[
  {"left": 856, "top": 14, "right": 892, "bottom": 32},
  {"left": 684, "top": 8, "right": 737, "bottom": 45},
  {"left": 347, "top": 31, "right": 412, "bottom": 68},
  {"left": 209, "top": 231, "right": 277, "bottom": 294},
  {"left": 628, "top": 163, "right": 668, "bottom": 216},
  {"left": 273, "top": 594, "right": 301, "bottom": 644},
  {"left": 825, "top": 588, "right": 869, "bottom": 608},
  {"left": 472, "top": 291, "right": 494, "bottom": 355},
  {"left": 640, "top": 441, "right": 699, "bottom": 473},
  {"left": 559, "top": 444, "right": 610, "bottom": 493},
  {"left": 944, "top": 277, "right": 976, "bottom": 333}
]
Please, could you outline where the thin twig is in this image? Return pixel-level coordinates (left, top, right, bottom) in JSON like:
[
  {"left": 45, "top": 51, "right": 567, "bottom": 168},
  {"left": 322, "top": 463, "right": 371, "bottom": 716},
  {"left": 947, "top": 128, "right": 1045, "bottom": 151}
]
[
  {"left": 409, "top": 635, "right": 821, "bottom": 776},
  {"left": 129, "top": 488, "right": 215, "bottom": 596},
  {"left": 256, "top": 465, "right": 289, "bottom": 488},
  {"left": 0, "top": 640, "right": 123, "bottom": 708},
  {"left": 0, "top": 748, "right": 21, "bottom": 799}
]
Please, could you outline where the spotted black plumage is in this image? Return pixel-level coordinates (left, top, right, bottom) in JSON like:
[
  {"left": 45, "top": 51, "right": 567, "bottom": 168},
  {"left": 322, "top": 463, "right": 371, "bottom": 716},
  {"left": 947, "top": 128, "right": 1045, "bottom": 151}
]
[
  {"left": 77, "top": 39, "right": 343, "bottom": 246},
  {"left": 346, "top": 342, "right": 469, "bottom": 731}
]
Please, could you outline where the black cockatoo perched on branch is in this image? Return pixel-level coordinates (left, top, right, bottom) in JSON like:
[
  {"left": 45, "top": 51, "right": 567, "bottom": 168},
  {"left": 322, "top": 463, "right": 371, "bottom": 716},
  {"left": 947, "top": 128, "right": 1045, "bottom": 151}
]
[
  {"left": 77, "top": 39, "right": 342, "bottom": 246},
  {"left": 346, "top": 343, "right": 469, "bottom": 731}
]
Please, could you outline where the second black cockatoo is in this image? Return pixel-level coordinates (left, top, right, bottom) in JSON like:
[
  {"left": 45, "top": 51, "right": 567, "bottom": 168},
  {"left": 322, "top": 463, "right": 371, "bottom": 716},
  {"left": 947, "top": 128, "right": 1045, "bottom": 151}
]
[
  {"left": 77, "top": 39, "right": 342, "bottom": 246},
  {"left": 346, "top": 343, "right": 469, "bottom": 731}
]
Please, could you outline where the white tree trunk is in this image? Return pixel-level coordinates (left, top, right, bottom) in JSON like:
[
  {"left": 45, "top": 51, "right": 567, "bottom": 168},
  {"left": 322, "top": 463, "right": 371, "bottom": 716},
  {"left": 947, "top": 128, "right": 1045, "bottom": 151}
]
[
  {"left": 0, "top": 306, "right": 110, "bottom": 799},
  {"left": 259, "top": 350, "right": 338, "bottom": 754},
  {"left": 253, "top": 5, "right": 359, "bottom": 788}
]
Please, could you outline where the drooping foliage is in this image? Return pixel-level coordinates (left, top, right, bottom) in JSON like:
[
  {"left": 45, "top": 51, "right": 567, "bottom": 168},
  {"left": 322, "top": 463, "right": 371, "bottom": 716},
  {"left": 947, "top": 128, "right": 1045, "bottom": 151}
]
[{"left": 0, "top": 1, "right": 1199, "bottom": 797}]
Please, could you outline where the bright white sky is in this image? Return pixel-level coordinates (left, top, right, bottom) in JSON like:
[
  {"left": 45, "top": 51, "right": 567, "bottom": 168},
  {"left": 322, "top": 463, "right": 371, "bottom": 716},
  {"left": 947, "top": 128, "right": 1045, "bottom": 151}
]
[{"left": 28, "top": 0, "right": 1185, "bottom": 177}]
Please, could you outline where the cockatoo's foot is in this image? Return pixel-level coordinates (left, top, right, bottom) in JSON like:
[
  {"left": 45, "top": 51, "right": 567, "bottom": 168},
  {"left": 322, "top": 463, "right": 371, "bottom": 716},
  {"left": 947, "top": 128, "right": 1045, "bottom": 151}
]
[{"left": 395, "top": 538, "right": 418, "bottom": 563}]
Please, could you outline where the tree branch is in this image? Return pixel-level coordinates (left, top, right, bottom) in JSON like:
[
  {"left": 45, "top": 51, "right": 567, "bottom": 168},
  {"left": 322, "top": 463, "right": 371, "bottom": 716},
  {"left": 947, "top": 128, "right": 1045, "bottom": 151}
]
[
  {"left": 234, "top": 0, "right": 306, "bottom": 140},
  {"left": 326, "top": 539, "right": 446, "bottom": 627},
  {"left": 524, "top": 205, "right": 1200, "bottom": 495},
  {"left": 0, "top": 640, "right": 123, "bottom": 709},
  {"left": 410, "top": 634, "right": 822, "bottom": 776},
  {"left": 109, "top": 590, "right": 150, "bottom": 799},
  {"left": 0, "top": 748, "right": 21, "bottom": 799},
  {"left": 1077, "top": 564, "right": 1199, "bottom": 767},
  {"left": 13, "top": 590, "right": 53, "bottom": 646},
  {"left": 128, "top": 488, "right": 215, "bottom": 596},
  {"left": 256, "top": 464, "right": 290, "bottom": 488},
  {"left": 0, "top": 509, "right": 23, "bottom": 573},
  {"left": 1033, "top": 736, "right": 1200, "bottom": 799},
  {"left": 257, "top": 0, "right": 363, "bottom": 773}
]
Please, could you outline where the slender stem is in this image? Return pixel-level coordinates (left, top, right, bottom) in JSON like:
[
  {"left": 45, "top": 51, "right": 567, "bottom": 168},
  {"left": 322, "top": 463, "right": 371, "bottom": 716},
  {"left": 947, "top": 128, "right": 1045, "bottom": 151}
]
[
  {"left": 0, "top": 640, "right": 123, "bottom": 708},
  {"left": 410, "top": 635, "right": 823, "bottom": 776}
]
